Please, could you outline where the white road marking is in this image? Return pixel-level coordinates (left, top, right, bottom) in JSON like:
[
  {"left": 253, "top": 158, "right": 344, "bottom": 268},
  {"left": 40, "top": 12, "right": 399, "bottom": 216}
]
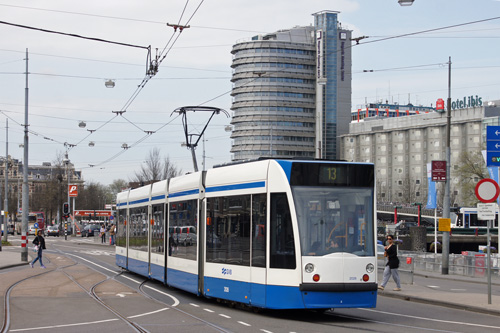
[
  {"left": 143, "top": 284, "right": 180, "bottom": 307},
  {"left": 238, "top": 321, "right": 251, "bottom": 327},
  {"left": 9, "top": 319, "right": 119, "bottom": 331},
  {"left": 427, "top": 285, "right": 440, "bottom": 289},
  {"left": 450, "top": 289, "right": 467, "bottom": 291},
  {"left": 219, "top": 314, "right": 231, "bottom": 318},
  {"left": 360, "top": 308, "right": 500, "bottom": 329},
  {"left": 260, "top": 329, "right": 273, "bottom": 333},
  {"left": 10, "top": 308, "right": 170, "bottom": 331},
  {"left": 65, "top": 253, "right": 116, "bottom": 274},
  {"left": 204, "top": 308, "right": 215, "bottom": 313},
  {"left": 65, "top": 253, "right": 180, "bottom": 307},
  {"left": 190, "top": 303, "right": 200, "bottom": 307},
  {"left": 127, "top": 307, "right": 169, "bottom": 318}
]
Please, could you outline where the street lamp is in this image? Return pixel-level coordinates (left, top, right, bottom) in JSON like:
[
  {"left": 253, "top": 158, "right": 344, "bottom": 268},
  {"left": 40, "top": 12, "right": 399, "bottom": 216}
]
[
  {"left": 105, "top": 79, "right": 115, "bottom": 88},
  {"left": 398, "top": 0, "right": 414, "bottom": 5}
]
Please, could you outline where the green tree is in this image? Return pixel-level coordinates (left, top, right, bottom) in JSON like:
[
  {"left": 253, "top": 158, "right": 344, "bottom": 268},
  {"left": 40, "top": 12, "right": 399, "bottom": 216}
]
[{"left": 456, "top": 150, "right": 488, "bottom": 206}]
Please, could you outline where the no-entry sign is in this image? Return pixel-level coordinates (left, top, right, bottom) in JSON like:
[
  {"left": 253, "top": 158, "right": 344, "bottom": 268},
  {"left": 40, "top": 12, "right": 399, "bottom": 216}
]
[{"left": 475, "top": 178, "right": 500, "bottom": 203}]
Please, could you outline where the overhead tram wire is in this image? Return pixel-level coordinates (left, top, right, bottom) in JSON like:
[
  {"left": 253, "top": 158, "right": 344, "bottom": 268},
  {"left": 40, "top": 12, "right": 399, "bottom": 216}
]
[
  {"left": 0, "top": 3, "right": 267, "bottom": 34},
  {"left": 1, "top": 4, "right": 209, "bottom": 174},
  {"left": 0, "top": 20, "right": 150, "bottom": 51},
  {"left": 79, "top": 2, "right": 207, "bottom": 169},
  {"left": 86, "top": 113, "right": 182, "bottom": 169}
]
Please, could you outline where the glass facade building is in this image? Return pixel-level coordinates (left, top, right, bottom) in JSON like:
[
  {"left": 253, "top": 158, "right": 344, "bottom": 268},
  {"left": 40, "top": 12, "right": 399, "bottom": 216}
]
[{"left": 229, "top": 11, "right": 351, "bottom": 161}]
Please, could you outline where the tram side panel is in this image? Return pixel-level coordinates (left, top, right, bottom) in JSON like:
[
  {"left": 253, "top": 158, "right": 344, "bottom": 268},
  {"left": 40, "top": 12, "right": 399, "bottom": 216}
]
[
  {"left": 149, "top": 180, "right": 168, "bottom": 283},
  {"left": 126, "top": 186, "right": 152, "bottom": 278},
  {"left": 166, "top": 172, "right": 202, "bottom": 295},
  {"left": 203, "top": 161, "right": 270, "bottom": 307},
  {"left": 265, "top": 162, "right": 304, "bottom": 309}
]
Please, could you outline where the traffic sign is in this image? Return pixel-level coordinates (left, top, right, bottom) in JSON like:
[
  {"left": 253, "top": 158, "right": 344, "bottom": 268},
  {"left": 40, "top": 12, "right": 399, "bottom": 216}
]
[
  {"left": 34, "top": 223, "right": 38, "bottom": 228},
  {"left": 486, "top": 126, "right": 500, "bottom": 166},
  {"left": 477, "top": 203, "right": 496, "bottom": 220},
  {"left": 69, "top": 185, "right": 78, "bottom": 197},
  {"left": 438, "top": 218, "right": 450, "bottom": 232},
  {"left": 475, "top": 178, "right": 500, "bottom": 203},
  {"left": 431, "top": 160, "right": 447, "bottom": 182}
]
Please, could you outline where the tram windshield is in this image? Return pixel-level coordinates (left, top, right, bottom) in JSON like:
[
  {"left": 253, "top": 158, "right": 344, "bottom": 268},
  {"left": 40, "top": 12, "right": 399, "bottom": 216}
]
[{"left": 292, "top": 187, "right": 375, "bottom": 257}]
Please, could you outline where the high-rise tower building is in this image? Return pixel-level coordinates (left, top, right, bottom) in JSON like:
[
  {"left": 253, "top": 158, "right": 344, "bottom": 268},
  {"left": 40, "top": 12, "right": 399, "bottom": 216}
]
[{"left": 229, "top": 11, "right": 351, "bottom": 161}]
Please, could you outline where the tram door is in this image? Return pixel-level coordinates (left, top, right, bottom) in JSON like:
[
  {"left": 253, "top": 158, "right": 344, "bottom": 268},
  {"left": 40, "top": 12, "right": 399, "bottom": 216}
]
[
  {"left": 250, "top": 194, "right": 267, "bottom": 307},
  {"left": 148, "top": 205, "right": 152, "bottom": 278}
]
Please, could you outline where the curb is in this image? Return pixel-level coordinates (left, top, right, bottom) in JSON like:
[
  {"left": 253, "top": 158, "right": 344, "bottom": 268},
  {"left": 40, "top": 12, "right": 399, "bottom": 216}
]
[
  {"left": 0, "top": 262, "right": 29, "bottom": 270},
  {"left": 378, "top": 291, "right": 500, "bottom": 317}
]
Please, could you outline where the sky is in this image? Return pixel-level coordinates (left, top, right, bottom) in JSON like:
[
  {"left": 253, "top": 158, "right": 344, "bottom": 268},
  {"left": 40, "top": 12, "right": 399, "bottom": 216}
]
[{"left": 1, "top": 0, "right": 500, "bottom": 185}]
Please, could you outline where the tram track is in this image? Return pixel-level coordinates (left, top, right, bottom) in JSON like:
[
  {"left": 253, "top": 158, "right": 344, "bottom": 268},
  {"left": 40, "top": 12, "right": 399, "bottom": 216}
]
[
  {"left": 52, "top": 250, "right": 150, "bottom": 333},
  {"left": 0, "top": 253, "right": 151, "bottom": 333},
  {"left": 1, "top": 261, "right": 78, "bottom": 333},
  {"left": 2, "top": 247, "right": 232, "bottom": 333}
]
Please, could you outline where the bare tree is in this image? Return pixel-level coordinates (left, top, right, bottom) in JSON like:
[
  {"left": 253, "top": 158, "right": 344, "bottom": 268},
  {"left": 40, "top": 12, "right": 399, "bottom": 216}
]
[
  {"left": 108, "top": 179, "right": 128, "bottom": 197},
  {"left": 131, "top": 148, "right": 182, "bottom": 183},
  {"left": 163, "top": 156, "right": 182, "bottom": 180}
]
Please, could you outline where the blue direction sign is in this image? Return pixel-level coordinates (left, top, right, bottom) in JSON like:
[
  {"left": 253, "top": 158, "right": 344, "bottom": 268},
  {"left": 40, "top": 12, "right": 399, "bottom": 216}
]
[
  {"left": 34, "top": 223, "right": 38, "bottom": 228},
  {"left": 486, "top": 126, "right": 500, "bottom": 166}
]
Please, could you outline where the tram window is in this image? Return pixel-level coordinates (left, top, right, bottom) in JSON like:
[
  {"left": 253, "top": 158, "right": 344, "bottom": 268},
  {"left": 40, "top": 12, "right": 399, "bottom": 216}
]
[
  {"left": 151, "top": 204, "right": 165, "bottom": 254},
  {"left": 168, "top": 199, "right": 197, "bottom": 260},
  {"left": 116, "top": 209, "right": 127, "bottom": 247},
  {"left": 469, "top": 214, "right": 487, "bottom": 227},
  {"left": 129, "top": 207, "right": 147, "bottom": 251},
  {"left": 292, "top": 187, "right": 374, "bottom": 257},
  {"left": 206, "top": 195, "right": 251, "bottom": 266},
  {"left": 270, "top": 193, "right": 296, "bottom": 269},
  {"left": 252, "top": 194, "right": 267, "bottom": 267}
]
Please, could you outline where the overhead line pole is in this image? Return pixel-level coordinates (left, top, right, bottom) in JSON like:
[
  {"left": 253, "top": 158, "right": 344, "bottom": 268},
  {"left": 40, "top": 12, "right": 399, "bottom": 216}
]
[
  {"left": 442, "top": 56, "right": 452, "bottom": 275},
  {"left": 21, "top": 48, "right": 29, "bottom": 262}
]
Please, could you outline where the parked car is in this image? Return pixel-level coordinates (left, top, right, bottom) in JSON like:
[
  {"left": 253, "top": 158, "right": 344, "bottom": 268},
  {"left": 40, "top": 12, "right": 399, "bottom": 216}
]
[
  {"left": 1, "top": 224, "right": 15, "bottom": 236},
  {"left": 81, "top": 224, "right": 101, "bottom": 237},
  {"left": 46, "top": 225, "right": 60, "bottom": 237},
  {"left": 178, "top": 226, "right": 197, "bottom": 246},
  {"left": 28, "top": 225, "right": 38, "bottom": 236}
]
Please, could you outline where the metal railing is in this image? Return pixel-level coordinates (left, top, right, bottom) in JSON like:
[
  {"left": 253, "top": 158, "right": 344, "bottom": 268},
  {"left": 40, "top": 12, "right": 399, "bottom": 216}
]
[{"left": 381, "top": 251, "right": 500, "bottom": 284}]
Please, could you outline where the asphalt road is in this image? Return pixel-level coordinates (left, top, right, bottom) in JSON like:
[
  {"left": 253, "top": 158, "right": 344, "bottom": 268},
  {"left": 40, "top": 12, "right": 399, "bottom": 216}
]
[{"left": 2, "top": 235, "right": 500, "bottom": 332}]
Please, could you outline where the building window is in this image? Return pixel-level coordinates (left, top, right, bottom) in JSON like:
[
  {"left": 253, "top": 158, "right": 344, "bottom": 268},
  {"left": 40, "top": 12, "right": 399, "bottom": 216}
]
[
  {"left": 416, "top": 192, "right": 420, "bottom": 197},
  {"left": 416, "top": 179, "right": 420, "bottom": 185}
]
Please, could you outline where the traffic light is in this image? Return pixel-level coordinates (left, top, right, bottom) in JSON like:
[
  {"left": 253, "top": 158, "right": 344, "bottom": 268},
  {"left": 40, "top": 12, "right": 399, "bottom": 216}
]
[{"left": 63, "top": 202, "right": 69, "bottom": 215}]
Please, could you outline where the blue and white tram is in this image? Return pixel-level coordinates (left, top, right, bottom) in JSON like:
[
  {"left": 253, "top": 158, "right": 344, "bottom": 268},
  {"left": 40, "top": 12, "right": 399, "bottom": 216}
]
[{"left": 116, "top": 159, "right": 377, "bottom": 310}]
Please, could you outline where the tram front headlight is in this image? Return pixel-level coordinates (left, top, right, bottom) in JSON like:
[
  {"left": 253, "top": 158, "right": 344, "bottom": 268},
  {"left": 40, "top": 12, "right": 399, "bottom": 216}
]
[
  {"left": 366, "top": 263, "right": 375, "bottom": 273},
  {"left": 305, "top": 263, "right": 315, "bottom": 273}
]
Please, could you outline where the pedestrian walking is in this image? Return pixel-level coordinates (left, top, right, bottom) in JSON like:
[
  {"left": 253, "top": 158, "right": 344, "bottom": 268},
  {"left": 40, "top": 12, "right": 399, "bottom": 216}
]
[
  {"left": 100, "top": 224, "right": 106, "bottom": 244},
  {"left": 378, "top": 234, "right": 401, "bottom": 291},
  {"left": 30, "top": 230, "right": 46, "bottom": 268},
  {"left": 109, "top": 223, "right": 116, "bottom": 245}
]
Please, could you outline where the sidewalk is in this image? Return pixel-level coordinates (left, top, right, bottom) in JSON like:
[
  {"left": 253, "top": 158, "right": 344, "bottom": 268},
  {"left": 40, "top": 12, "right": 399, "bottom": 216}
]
[
  {"left": 0, "top": 248, "right": 30, "bottom": 269},
  {"left": 378, "top": 269, "right": 500, "bottom": 316},
  {"left": 1, "top": 247, "right": 499, "bottom": 315}
]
